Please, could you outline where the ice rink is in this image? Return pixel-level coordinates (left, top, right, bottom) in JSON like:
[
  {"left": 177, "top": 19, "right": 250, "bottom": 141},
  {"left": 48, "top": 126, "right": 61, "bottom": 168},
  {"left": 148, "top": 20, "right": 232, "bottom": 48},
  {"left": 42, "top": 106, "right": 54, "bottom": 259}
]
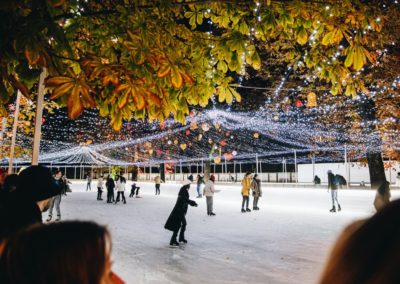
[{"left": 56, "top": 181, "right": 400, "bottom": 284}]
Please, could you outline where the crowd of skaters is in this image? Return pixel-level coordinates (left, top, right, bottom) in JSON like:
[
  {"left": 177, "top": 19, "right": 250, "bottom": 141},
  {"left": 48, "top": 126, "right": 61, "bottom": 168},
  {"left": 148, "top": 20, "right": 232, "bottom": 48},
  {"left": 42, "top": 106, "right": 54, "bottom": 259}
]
[{"left": 0, "top": 165, "right": 399, "bottom": 283}]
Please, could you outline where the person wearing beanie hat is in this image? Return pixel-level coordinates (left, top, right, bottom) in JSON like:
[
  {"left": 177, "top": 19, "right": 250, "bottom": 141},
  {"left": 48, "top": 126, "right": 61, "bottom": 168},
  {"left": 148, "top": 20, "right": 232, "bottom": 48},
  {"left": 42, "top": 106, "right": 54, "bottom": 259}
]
[
  {"left": 0, "top": 165, "right": 61, "bottom": 245},
  {"left": 251, "top": 174, "right": 262, "bottom": 210},
  {"left": 164, "top": 176, "right": 197, "bottom": 247},
  {"left": 203, "top": 175, "right": 218, "bottom": 216}
]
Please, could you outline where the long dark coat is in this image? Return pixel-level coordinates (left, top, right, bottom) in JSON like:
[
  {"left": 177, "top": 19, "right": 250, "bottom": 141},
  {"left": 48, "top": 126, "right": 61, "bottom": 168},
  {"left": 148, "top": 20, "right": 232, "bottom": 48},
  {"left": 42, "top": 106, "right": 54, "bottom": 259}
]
[{"left": 164, "top": 184, "right": 197, "bottom": 232}]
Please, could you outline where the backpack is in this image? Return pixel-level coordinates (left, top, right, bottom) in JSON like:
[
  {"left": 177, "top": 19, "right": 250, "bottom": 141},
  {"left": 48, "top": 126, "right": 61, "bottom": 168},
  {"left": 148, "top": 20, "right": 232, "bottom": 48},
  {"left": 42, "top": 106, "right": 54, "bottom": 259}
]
[{"left": 332, "top": 175, "right": 340, "bottom": 187}]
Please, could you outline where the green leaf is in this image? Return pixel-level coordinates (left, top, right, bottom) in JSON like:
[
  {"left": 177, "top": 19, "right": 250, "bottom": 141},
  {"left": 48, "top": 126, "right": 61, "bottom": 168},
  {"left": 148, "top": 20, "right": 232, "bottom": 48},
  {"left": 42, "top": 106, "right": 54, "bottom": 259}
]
[
  {"left": 296, "top": 26, "right": 308, "bottom": 45},
  {"left": 344, "top": 46, "right": 354, "bottom": 68}
]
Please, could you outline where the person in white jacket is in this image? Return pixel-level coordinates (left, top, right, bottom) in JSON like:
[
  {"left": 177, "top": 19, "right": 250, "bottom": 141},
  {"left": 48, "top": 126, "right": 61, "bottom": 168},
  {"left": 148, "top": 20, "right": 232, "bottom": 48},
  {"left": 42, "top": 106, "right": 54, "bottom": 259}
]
[
  {"left": 96, "top": 175, "right": 104, "bottom": 201},
  {"left": 203, "top": 175, "right": 217, "bottom": 216},
  {"left": 115, "top": 175, "right": 126, "bottom": 204}
]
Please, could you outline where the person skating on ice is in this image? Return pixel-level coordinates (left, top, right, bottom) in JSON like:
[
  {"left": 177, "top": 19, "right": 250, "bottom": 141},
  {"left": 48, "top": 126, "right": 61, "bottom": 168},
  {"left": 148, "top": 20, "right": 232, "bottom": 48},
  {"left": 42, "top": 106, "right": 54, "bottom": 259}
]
[
  {"left": 251, "top": 174, "right": 262, "bottom": 210},
  {"left": 129, "top": 183, "right": 140, "bottom": 198},
  {"left": 196, "top": 174, "right": 204, "bottom": 198},
  {"left": 154, "top": 175, "right": 163, "bottom": 195},
  {"left": 203, "top": 174, "right": 219, "bottom": 216},
  {"left": 241, "top": 172, "right": 252, "bottom": 213},
  {"left": 106, "top": 175, "right": 115, "bottom": 203},
  {"left": 115, "top": 174, "right": 127, "bottom": 204},
  {"left": 97, "top": 175, "right": 104, "bottom": 200},
  {"left": 46, "top": 170, "right": 65, "bottom": 222},
  {"left": 327, "top": 170, "right": 341, "bottom": 212},
  {"left": 164, "top": 175, "right": 197, "bottom": 247},
  {"left": 86, "top": 172, "right": 92, "bottom": 191}
]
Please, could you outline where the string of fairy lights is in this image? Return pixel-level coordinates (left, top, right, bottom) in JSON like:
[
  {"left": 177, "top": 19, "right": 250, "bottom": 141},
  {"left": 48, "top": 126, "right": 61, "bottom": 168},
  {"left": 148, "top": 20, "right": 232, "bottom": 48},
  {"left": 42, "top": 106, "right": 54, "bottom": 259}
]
[{"left": 3, "top": 105, "right": 398, "bottom": 166}]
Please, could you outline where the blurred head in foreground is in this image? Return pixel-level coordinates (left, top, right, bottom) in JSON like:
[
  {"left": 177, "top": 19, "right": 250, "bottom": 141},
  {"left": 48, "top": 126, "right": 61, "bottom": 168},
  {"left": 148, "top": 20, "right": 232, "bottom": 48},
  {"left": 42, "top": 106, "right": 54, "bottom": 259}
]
[
  {"left": 319, "top": 199, "right": 400, "bottom": 284},
  {"left": 0, "top": 221, "right": 117, "bottom": 284}
]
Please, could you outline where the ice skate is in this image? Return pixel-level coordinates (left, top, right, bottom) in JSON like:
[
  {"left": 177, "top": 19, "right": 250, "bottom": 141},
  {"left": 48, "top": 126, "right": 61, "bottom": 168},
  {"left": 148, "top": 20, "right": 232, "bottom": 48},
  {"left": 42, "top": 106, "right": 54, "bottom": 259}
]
[
  {"left": 169, "top": 241, "right": 179, "bottom": 248},
  {"left": 241, "top": 208, "right": 246, "bottom": 213},
  {"left": 338, "top": 204, "right": 341, "bottom": 211},
  {"left": 246, "top": 208, "right": 251, "bottom": 212},
  {"left": 209, "top": 212, "right": 216, "bottom": 216},
  {"left": 179, "top": 238, "right": 187, "bottom": 244},
  {"left": 46, "top": 215, "right": 52, "bottom": 222},
  {"left": 55, "top": 215, "right": 61, "bottom": 222},
  {"left": 330, "top": 206, "right": 336, "bottom": 212}
]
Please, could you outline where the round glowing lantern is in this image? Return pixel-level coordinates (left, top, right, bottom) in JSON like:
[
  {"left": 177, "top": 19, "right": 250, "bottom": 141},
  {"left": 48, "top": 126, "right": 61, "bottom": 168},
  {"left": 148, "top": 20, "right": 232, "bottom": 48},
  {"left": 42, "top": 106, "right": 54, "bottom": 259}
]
[
  {"left": 202, "top": 123, "right": 210, "bottom": 131},
  {"left": 307, "top": 92, "right": 317, "bottom": 107}
]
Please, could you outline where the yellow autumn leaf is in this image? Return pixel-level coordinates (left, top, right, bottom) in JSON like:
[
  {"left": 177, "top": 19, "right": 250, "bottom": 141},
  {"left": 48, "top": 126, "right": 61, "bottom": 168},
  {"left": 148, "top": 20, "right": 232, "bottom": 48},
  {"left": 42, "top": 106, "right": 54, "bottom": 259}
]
[{"left": 296, "top": 27, "right": 308, "bottom": 45}]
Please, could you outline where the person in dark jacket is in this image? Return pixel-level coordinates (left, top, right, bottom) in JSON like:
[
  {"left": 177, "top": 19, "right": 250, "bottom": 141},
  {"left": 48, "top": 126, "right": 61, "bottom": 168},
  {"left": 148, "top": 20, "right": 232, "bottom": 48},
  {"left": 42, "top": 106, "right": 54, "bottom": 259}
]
[
  {"left": 327, "top": 170, "right": 341, "bottom": 212},
  {"left": 46, "top": 170, "right": 65, "bottom": 222},
  {"left": 106, "top": 175, "right": 115, "bottom": 203},
  {"left": 164, "top": 176, "right": 197, "bottom": 247},
  {"left": 313, "top": 175, "right": 321, "bottom": 185},
  {"left": 196, "top": 174, "right": 204, "bottom": 198},
  {"left": 129, "top": 183, "right": 140, "bottom": 198}
]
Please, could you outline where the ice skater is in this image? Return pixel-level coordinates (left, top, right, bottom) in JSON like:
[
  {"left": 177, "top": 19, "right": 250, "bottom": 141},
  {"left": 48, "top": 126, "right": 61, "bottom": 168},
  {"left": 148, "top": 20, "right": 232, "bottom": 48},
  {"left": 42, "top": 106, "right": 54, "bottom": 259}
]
[
  {"left": 241, "top": 172, "right": 252, "bottom": 213},
  {"left": 327, "top": 170, "right": 341, "bottom": 212},
  {"left": 46, "top": 170, "right": 65, "bottom": 222},
  {"left": 164, "top": 175, "right": 197, "bottom": 247},
  {"left": 129, "top": 183, "right": 140, "bottom": 198},
  {"left": 86, "top": 172, "right": 92, "bottom": 191},
  {"left": 196, "top": 174, "right": 204, "bottom": 198},
  {"left": 106, "top": 175, "right": 115, "bottom": 203},
  {"left": 251, "top": 174, "right": 262, "bottom": 210},
  {"left": 154, "top": 175, "right": 163, "bottom": 195},
  {"left": 203, "top": 175, "right": 218, "bottom": 216},
  {"left": 115, "top": 174, "right": 126, "bottom": 204},
  {"left": 97, "top": 175, "right": 104, "bottom": 200}
]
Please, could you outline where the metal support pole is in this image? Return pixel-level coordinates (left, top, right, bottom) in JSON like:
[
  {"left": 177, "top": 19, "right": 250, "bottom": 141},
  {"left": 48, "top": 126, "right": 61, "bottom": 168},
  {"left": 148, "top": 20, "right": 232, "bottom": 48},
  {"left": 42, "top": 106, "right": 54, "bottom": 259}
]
[
  {"left": 74, "top": 166, "right": 76, "bottom": 179},
  {"left": 344, "top": 145, "right": 349, "bottom": 188},
  {"left": 0, "top": 117, "right": 7, "bottom": 159},
  {"left": 8, "top": 90, "right": 22, "bottom": 174},
  {"left": 294, "top": 150, "right": 298, "bottom": 183},
  {"left": 312, "top": 155, "right": 315, "bottom": 183},
  {"left": 255, "top": 154, "right": 259, "bottom": 173},
  {"left": 32, "top": 68, "right": 47, "bottom": 165}
]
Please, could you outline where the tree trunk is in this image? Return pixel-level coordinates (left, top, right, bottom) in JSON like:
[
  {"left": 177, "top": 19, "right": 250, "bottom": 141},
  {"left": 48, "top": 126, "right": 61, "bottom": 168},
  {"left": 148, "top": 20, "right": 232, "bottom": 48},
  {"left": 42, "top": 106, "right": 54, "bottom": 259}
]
[
  {"left": 357, "top": 96, "right": 386, "bottom": 190},
  {"left": 367, "top": 151, "right": 386, "bottom": 190},
  {"left": 204, "top": 160, "right": 211, "bottom": 182}
]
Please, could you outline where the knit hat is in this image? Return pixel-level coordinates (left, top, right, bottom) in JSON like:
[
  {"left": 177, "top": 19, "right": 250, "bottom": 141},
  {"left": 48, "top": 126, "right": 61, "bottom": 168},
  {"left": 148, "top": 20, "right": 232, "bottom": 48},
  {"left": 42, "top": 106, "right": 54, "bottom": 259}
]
[
  {"left": 16, "top": 166, "right": 61, "bottom": 202},
  {"left": 187, "top": 175, "right": 194, "bottom": 182}
]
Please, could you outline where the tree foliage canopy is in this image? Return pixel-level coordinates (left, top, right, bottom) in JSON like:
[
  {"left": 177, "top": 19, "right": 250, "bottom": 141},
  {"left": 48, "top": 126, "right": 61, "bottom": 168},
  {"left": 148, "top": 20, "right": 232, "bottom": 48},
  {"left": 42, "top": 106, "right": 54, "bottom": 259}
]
[{"left": 0, "top": 0, "right": 398, "bottom": 130}]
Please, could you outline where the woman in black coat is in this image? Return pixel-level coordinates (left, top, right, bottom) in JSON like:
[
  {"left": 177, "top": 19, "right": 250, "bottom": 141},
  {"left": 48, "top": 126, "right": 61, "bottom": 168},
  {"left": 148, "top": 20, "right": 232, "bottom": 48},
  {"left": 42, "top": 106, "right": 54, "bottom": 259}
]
[{"left": 164, "top": 179, "right": 197, "bottom": 247}]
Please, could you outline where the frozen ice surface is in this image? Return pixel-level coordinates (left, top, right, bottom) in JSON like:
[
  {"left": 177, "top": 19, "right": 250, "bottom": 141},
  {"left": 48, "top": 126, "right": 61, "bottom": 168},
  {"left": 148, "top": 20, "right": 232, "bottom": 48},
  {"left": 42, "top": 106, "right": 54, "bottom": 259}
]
[{"left": 57, "top": 181, "right": 400, "bottom": 284}]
